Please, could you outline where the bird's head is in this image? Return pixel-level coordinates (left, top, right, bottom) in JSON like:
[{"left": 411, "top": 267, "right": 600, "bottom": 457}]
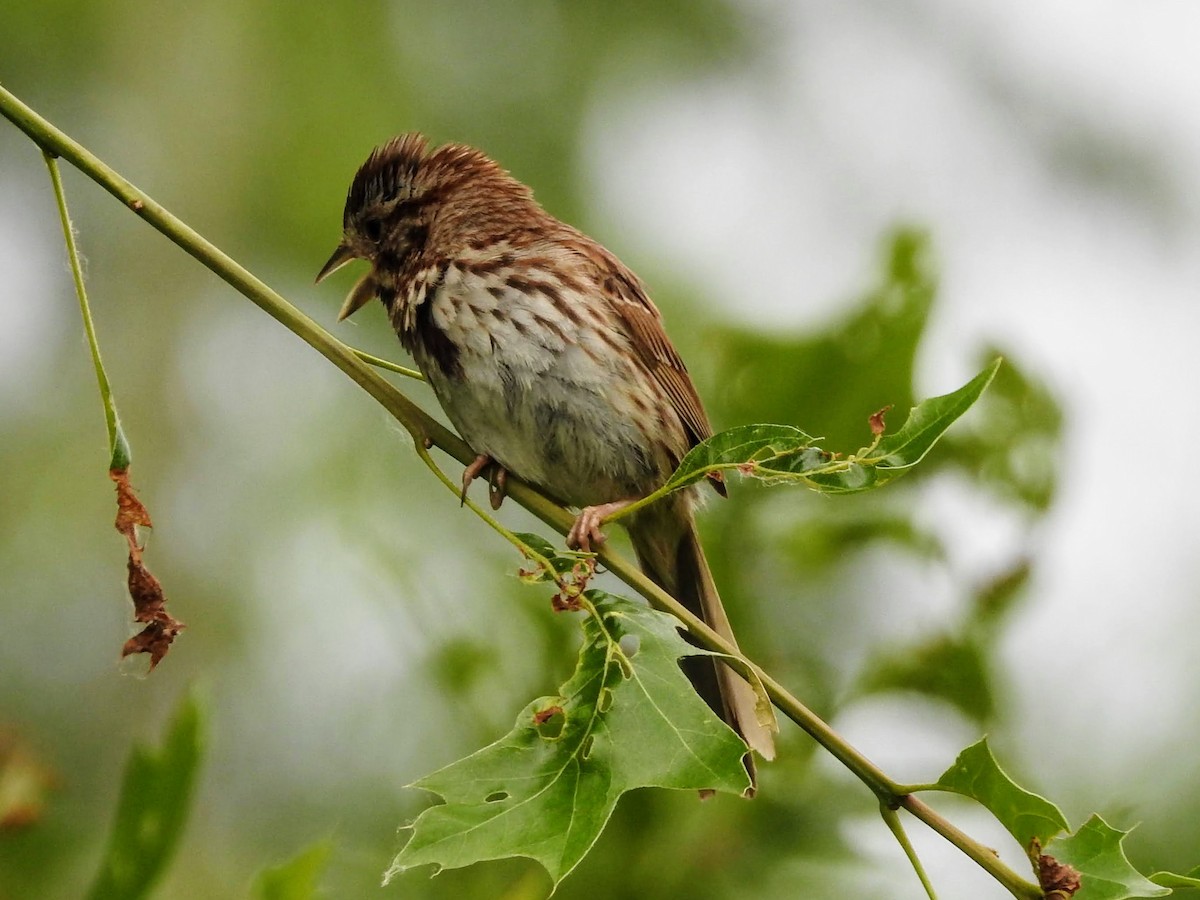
[{"left": 316, "top": 133, "right": 535, "bottom": 321}]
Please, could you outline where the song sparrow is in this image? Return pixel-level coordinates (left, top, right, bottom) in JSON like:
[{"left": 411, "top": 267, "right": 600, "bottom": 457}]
[{"left": 317, "top": 134, "right": 775, "bottom": 784}]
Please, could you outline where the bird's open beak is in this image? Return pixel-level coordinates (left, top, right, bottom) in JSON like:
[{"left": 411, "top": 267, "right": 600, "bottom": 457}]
[
  {"left": 336, "top": 272, "right": 378, "bottom": 322},
  {"left": 315, "top": 241, "right": 357, "bottom": 284},
  {"left": 316, "top": 242, "right": 378, "bottom": 322}
]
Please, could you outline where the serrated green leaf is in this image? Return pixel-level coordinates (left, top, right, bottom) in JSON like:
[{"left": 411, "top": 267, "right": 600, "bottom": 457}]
[
  {"left": 86, "top": 694, "right": 205, "bottom": 900},
  {"left": 934, "top": 738, "right": 1068, "bottom": 848},
  {"left": 387, "top": 592, "right": 751, "bottom": 887},
  {"left": 1046, "top": 815, "right": 1170, "bottom": 899},
  {"left": 249, "top": 840, "right": 332, "bottom": 900}
]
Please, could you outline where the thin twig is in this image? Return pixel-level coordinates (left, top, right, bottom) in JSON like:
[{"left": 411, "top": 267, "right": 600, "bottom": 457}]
[
  {"left": 43, "top": 152, "right": 130, "bottom": 470},
  {"left": 881, "top": 803, "right": 938, "bottom": 900},
  {"left": 351, "top": 348, "right": 424, "bottom": 380}
]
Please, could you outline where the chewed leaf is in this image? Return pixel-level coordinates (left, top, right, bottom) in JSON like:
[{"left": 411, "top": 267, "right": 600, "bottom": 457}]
[
  {"left": 644, "top": 360, "right": 1001, "bottom": 507},
  {"left": 513, "top": 531, "right": 579, "bottom": 581},
  {"left": 387, "top": 593, "right": 751, "bottom": 887},
  {"left": 660, "top": 424, "right": 819, "bottom": 495},
  {"left": 512, "top": 532, "right": 597, "bottom": 610},
  {"left": 935, "top": 738, "right": 1068, "bottom": 848},
  {"left": 1045, "top": 816, "right": 1170, "bottom": 899}
]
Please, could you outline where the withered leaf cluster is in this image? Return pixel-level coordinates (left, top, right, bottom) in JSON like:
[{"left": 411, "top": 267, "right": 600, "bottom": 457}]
[{"left": 111, "top": 468, "right": 182, "bottom": 670}]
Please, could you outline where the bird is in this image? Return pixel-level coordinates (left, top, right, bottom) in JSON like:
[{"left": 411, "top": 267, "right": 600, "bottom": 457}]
[{"left": 316, "top": 134, "right": 775, "bottom": 788}]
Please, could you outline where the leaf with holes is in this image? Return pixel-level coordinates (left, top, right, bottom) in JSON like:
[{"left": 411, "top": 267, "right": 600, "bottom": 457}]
[
  {"left": 387, "top": 592, "right": 751, "bottom": 886},
  {"left": 652, "top": 360, "right": 1000, "bottom": 502},
  {"left": 658, "top": 424, "right": 821, "bottom": 495}
]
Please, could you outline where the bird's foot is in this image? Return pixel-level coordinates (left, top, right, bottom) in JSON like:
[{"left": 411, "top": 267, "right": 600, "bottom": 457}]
[
  {"left": 461, "top": 454, "right": 508, "bottom": 510},
  {"left": 567, "top": 499, "right": 634, "bottom": 553}
]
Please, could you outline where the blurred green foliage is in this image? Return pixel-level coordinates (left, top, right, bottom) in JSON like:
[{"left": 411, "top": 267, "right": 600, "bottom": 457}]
[
  {"left": 85, "top": 696, "right": 203, "bottom": 900},
  {"left": 250, "top": 841, "right": 332, "bottom": 900},
  {"left": 3, "top": 1, "right": 1180, "bottom": 898}
]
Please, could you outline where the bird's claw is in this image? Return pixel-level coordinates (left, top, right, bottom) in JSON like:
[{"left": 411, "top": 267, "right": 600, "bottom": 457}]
[
  {"left": 462, "top": 454, "right": 508, "bottom": 509},
  {"left": 487, "top": 466, "right": 507, "bottom": 510},
  {"left": 566, "top": 499, "right": 634, "bottom": 553}
]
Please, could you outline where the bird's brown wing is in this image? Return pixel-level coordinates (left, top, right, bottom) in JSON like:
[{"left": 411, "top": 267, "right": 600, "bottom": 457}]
[
  {"left": 601, "top": 261, "right": 712, "bottom": 443},
  {"left": 592, "top": 249, "right": 727, "bottom": 495}
]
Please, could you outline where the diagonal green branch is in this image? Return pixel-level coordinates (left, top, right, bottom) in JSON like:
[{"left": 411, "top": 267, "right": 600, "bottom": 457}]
[{"left": 0, "top": 83, "right": 1043, "bottom": 900}]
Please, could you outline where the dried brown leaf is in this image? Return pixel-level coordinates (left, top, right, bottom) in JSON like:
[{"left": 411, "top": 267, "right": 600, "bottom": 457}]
[
  {"left": 109, "top": 468, "right": 182, "bottom": 670},
  {"left": 112, "top": 467, "right": 152, "bottom": 537}
]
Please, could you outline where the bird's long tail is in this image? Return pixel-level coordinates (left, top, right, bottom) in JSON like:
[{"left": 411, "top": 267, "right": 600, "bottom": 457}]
[{"left": 629, "top": 506, "right": 776, "bottom": 794}]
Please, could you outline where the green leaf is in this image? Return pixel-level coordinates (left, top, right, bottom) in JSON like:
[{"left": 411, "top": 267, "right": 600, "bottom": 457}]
[
  {"left": 648, "top": 359, "right": 1000, "bottom": 506},
  {"left": 512, "top": 531, "right": 586, "bottom": 582},
  {"left": 934, "top": 738, "right": 1068, "bottom": 849},
  {"left": 801, "top": 358, "right": 1002, "bottom": 493},
  {"left": 871, "top": 358, "right": 1003, "bottom": 469},
  {"left": 86, "top": 694, "right": 205, "bottom": 900},
  {"left": 387, "top": 592, "right": 751, "bottom": 887},
  {"left": 660, "top": 424, "right": 820, "bottom": 495},
  {"left": 249, "top": 841, "right": 332, "bottom": 900},
  {"left": 1045, "top": 816, "right": 1170, "bottom": 899}
]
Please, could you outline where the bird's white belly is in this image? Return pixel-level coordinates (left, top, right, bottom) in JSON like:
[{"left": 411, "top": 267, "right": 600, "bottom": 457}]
[{"left": 414, "top": 268, "right": 665, "bottom": 507}]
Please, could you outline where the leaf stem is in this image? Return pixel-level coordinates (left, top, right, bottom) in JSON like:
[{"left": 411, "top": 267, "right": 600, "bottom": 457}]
[
  {"left": 350, "top": 348, "right": 424, "bottom": 380},
  {"left": 410, "top": 440, "right": 562, "bottom": 577},
  {"left": 881, "top": 803, "right": 938, "bottom": 900},
  {"left": 0, "top": 83, "right": 1041, "bottom": 900},
  {"left": 43, "top": 152, "right": 131, "bottom": 470},
  {"left": 0, "top": 83, "right": 454, "bottom": 468}
]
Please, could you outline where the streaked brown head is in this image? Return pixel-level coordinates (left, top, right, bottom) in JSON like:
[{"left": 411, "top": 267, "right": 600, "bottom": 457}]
[{"left": 316, "top": 134, "right": 537, "bottom": 320}]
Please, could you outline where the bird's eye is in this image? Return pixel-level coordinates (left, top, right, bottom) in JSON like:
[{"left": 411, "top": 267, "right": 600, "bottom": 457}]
[{"left": 363, "top": 218, "right": 383, "bottom": 242}]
